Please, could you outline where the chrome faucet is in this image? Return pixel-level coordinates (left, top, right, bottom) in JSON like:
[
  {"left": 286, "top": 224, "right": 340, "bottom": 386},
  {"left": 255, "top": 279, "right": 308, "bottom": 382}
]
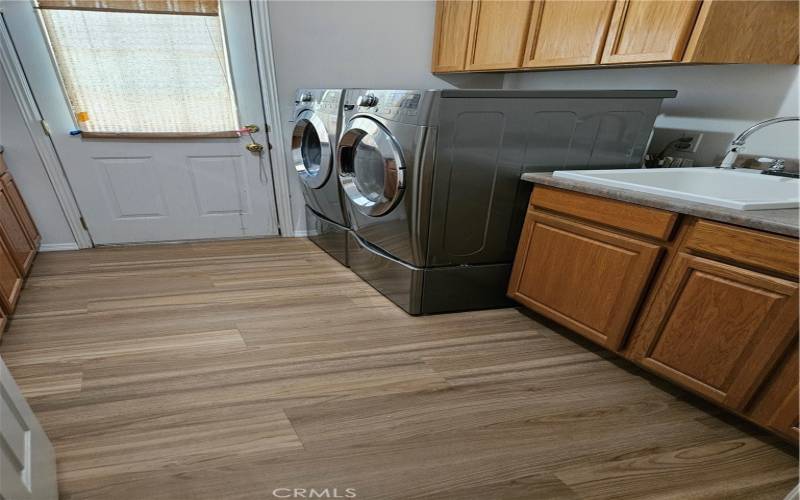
[{"left": 720, "top": 116, "right": 799, "bottom": 169}]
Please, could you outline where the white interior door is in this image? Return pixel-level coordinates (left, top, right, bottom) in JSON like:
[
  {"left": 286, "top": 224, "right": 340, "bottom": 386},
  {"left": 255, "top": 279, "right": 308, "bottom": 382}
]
[
  {"left": 1, "top": 0, "right": 279, "bottom": 244},
  {"left": 0, "top": 356, "right": 58, "bottom": 500}
]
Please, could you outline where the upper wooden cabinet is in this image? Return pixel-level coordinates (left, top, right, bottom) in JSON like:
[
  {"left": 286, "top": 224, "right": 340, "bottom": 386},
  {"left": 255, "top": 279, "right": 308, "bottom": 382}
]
[
  {"left": 523, "top": 1, "right": 615, "bottom": 68},
  {"left": 684, "top": 0, "right": 800, "bottom": 64},
  {"left": 431, "top": 0, "right": 474, "bottom": 72},
  {"left": 465, "top": 0, "right": 533, "bottom": 70},
  {"left": 601, "top": 0, "right": 702, "bottom": 64},
  {"left": 431, "top": 0, "right": 799, "bottom": 72}
]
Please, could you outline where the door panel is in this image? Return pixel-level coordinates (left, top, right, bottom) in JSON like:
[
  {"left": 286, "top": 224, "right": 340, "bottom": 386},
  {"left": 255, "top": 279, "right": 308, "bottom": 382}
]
[
  {"left": 507, "top": 210, "right": 661, "bottom": 349},
  {"left": 431, "top": 0, "right": 474, "bottom": 72},
  {"left": 0, "top": 357, "right": 58, "bottom": 500},
  {"left": 96, "top": 157, "right": 168, "bottom": 219},
  {"left": 637, "top": 253, "right": 799, "bottom": 409},
  {"left": 602, "top": 0, "right": 702, "bottom": 64},
  {"left": 523, "top": 0, "right": 615, "bottom": 67},
  {"left": 187, "top": 156, "right": 249, "bottom": 216},
  {"left": 466, "top": 0, "right": 533, "bottom": 70},
  {"left": 2, "top": 0, "right": 279, "bottom": 244}
]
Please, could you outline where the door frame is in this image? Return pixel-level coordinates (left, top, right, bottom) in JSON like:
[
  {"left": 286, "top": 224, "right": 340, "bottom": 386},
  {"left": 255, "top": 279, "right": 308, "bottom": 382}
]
[
  {"left": 0, "top": 8, "right": 92, "bottom": 248},
  {"left": 251, "top": 0, "right": 294, "bottom": 237}
]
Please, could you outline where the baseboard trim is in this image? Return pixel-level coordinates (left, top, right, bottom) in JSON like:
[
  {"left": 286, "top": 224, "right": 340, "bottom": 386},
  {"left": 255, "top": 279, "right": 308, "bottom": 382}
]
[
  {"left": 40, "top": 242, "right": 80, "bottom": 252},
  {"left": 293, "top": 230, "right": 310, "bottom": 237}
]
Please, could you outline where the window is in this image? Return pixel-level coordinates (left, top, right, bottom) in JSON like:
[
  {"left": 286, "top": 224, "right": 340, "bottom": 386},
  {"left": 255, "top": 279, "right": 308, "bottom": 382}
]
[{"left": 38, "top": 0, "right": 239, "bottom": 136}]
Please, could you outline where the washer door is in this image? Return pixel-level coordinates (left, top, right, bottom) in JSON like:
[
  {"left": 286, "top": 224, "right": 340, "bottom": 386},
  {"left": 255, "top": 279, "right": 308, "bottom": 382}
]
[
  {"left": 292, "top": 109, "right": 332, "bottom": 189},
  {"left": 338, "top": 117, "right": 405, "bottom": 217}
]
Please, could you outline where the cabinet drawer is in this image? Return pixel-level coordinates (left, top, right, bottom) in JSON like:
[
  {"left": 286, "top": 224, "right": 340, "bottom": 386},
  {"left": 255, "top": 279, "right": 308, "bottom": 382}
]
[
  {"left": 531, "top": 186, "right": 678, "bottom": 240},
  {"left": 508, "top": 209, "right": 662, "bottom": 349},
  {"left": 685, "top": 219, "right": 799, "bottom": 277}
]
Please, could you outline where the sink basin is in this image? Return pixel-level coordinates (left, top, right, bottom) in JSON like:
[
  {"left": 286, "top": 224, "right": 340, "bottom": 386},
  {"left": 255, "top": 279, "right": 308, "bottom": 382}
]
[{"left": 552, "top": 167, "right": 799, "bottom": 211}]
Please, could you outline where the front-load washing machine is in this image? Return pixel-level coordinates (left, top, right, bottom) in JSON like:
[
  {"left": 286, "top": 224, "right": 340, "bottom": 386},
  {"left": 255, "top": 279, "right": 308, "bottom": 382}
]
[
  {"left": 291, "top": 89, "right": 350, "bottom": 265},
  {"left": 337, "top": 89, "right": 676, "bottom": 314}
]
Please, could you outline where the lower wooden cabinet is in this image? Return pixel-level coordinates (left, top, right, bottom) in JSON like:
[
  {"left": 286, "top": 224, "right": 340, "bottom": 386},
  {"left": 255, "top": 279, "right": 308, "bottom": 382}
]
[
  {"left": 509, "top": 185, "right": 800, "bottom": 442},
  {"left": 0, "top": 153, "right": 41, "bottom": 332},
  {"left": 0, "top": 181, "right": 35, "bottom": 275},
  {"left": 632, "top": 252, "right": 798, "bottom": 410},
  {"left": 508, "top": 209, "right": 661, "bottom": 349},
  {"left": 1, "top": 173, "right": 41, "bottom": 249},
  {"left": 0, "top": 235, "right": 23, "bottom": 315}
]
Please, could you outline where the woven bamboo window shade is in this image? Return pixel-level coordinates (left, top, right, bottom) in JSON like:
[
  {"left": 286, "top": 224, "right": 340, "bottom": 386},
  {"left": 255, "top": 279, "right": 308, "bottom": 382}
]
[{"left": 37, "top": 0, "right": 241, "bottom": 138}]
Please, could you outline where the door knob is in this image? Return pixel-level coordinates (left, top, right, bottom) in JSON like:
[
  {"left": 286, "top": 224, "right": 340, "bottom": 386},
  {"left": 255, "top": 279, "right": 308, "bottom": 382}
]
[{"left": 246, "top": 143, "right": 264, "bottom": 153}]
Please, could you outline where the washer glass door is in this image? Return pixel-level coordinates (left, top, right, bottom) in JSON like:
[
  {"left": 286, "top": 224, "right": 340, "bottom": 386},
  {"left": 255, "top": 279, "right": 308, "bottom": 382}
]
[
  {"left": 292, "top": 109, "right": 332, "bottom": 189},
  {"left": 338, "top": 117, "right": 404, "bottom": 217}
]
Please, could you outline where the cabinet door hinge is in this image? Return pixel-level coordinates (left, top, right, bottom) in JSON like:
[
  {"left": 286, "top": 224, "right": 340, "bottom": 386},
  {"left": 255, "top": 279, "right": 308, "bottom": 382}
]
[
  {"left": 79, "top": 216, "right": 88, "bottom": 231},
  {"left": 40, "top": 119, "right": 51, "bottom": 137}
]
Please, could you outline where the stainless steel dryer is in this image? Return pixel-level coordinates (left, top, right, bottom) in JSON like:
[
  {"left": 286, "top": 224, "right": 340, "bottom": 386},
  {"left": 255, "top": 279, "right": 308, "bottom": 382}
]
[
  {"left": 338, "top": 89, "right": 676, "bottom": 314},
  {"left": 291, "top": 89, "right": 349, "bottom": 265}
]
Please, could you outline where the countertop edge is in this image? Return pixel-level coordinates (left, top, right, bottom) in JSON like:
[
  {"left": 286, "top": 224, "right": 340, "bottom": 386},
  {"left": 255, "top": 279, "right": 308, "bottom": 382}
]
[{"left": 521, "top": 172, "right": 799, "bottom": 238}]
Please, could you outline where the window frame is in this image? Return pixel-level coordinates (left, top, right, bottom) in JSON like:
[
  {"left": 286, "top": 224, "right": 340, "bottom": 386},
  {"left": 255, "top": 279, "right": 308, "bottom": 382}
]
[{"left": 34, "top": 1, "right": 243, "bottom": 139}]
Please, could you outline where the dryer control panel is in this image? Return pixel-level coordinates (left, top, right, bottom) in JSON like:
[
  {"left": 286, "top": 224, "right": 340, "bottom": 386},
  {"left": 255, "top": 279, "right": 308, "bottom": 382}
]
[{"left": 343, "top": 90, "right": 431, "bottom": 125}]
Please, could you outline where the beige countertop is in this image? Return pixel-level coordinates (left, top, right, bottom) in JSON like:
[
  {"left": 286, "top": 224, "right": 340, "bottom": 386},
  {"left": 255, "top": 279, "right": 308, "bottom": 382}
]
[{"left": 521, "top": 172, "right": 799, "bottom": 238}]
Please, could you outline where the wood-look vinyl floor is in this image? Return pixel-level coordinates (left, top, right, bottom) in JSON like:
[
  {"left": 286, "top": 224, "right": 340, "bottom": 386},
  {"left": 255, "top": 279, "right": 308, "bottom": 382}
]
[{"left": 0, "top": 238, "right": 796, "bottom": 500}]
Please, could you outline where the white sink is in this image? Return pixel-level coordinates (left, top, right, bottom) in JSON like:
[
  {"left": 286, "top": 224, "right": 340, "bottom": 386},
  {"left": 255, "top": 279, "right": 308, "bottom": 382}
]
[{"left": 552, "top": 167, "right": 799, "bottom": 211}]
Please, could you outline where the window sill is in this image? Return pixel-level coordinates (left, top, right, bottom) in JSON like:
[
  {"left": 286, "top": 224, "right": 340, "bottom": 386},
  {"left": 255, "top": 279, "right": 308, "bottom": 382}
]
[{"left": 79, "top": 131, "right": 241, "bottom": 140}]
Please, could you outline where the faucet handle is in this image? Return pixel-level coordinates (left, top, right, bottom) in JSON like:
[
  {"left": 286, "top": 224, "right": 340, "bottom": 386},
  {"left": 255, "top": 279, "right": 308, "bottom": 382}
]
[{"left": 757, "top": 157, "right": 785, "bottom": 172}]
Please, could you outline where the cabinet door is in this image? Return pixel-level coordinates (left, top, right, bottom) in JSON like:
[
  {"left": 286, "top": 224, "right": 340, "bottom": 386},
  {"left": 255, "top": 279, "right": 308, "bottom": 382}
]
[
  {"left": 0, "top": 182, "right": 35, "bottom": 275},
  {"left": 0, "top": 235, "right": 23, "bottom": 314},
  {"left": 523, "top": 0, "right": 615, "bottom": 68},
  {"left": 431, "top": 0, "right": 475, "bottom": 72},
  {"left": 1, "top": 174, "right": 40, "bottom": 249},
  {"left": 635, "top": 253, "right": 799, "bottom": 410},
  {"left": 508, "top": 210, "right": 661, "bottom": 349},
  {"left": 465, "top": 0, "right": 533, "bottom": 70},
  {"left": 601, "top": 0, "right": 702, "bottom": 64}
]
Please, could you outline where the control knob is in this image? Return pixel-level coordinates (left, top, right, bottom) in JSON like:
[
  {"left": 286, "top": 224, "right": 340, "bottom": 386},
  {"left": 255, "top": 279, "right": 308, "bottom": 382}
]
[{"left": 356, "top": 94, "right": 379, "bottom": 107}]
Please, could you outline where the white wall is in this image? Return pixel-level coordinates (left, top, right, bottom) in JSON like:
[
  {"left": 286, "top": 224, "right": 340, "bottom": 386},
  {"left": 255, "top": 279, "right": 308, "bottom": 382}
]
[
  {"left": 503, "top": 65, "right": 800, "bottom": 166},
  {"left": 267, "top": 0, "right": 503, "bottom": 233},
  {"left": 0, "top": 67, "right": 76, "bottom": 248}
]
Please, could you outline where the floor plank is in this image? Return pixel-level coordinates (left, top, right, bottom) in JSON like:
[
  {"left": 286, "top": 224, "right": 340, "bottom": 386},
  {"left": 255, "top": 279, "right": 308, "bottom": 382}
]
[{"left": 0, "top": 238, "right": 795, "bottom": 500}]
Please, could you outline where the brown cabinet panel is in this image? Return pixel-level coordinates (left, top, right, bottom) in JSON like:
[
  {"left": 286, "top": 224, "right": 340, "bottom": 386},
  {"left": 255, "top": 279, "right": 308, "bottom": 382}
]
[
  {"left": 1, "top": 174, "right": 40, "bottom": 250},
  {"left": 0, "top": 182, "right": 35, "bottom": 275},
  {"left": 508, "top": 210, "right": 661, "bottom": 349},
  {"left": 684, "top": 1, "right": 799, "bottom": 64},
  {"left": 523, "top": 0, "right": 615, "bottom": 68},
  {"left": 601, "top": 0, "right": 702, "bottom": 64},
  {"left": 685, "top": 219, "right": 798, "bottom": 278},
  {"left": 465, "top": 0, "right": 533, "bottom": 70},
  {"left": 635, "top": 253, "right": 798, "bottom": 410},
  {"left": 531, "top": 186, "right": 678, "bottom": 241},
  {"left": 431, "top": 0, "right": 475, "bottom": 72},
  {"left": 0, "top": 235, "right": 23, "bottom": 315},
  {"left": 747, "top": 340, "right": 799, "bottom": 442}
]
